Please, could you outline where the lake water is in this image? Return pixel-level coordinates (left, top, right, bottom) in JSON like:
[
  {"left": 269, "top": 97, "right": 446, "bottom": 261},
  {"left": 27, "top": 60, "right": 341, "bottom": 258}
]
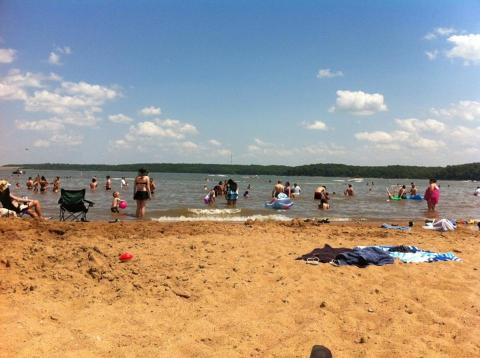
[{"left": 1, "top": 168, "right": 479, "bottom": 222}]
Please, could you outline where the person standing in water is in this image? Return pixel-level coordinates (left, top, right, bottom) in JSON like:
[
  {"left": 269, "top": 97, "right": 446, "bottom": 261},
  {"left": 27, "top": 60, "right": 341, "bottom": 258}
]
[
  {"left": 121, "top": 177, "right": 128, "bottom": 190},
  {"left": 424, "top": 179, "right": 440, "bottom": 211},
  {"left": 33, "top": 175, "right": 40, "bottom": 193},
  {"left": 410, "top": 183, "right": 417, "bottom": 196},
  {"left": 52, "top": 176, "right": 61, "bottom": 193},
  {"left": 90, "top": 177, "right": 98, "bottom": 191},
  {"left": 105, "top": 176, "right": 112, "bottom": 191},
  {"left": 226, "top": 179, "right": 239, "bottom": 207},
  {"left": 272, "top": 181, "right": 284, "bottom": 198},
  {"left": 26, "top": 177, "right": 34, "bottom": 190},
  {"left": 133, "top": 168, "right": 151, "bottom": 218},
  {"left": 39, "top": 176, "right": 48, "bottom": 193},
  {"left": 344, "top": 184, "right": 355, "bottom": 196},
  {"left": 292, "top": 183, "right": 302, "bottom": 197}
]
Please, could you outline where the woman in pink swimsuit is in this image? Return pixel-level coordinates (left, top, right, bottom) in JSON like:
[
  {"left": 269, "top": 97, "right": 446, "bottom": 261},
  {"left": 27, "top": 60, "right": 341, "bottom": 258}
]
[{"left": 424, "top": 179, "right": 440, "bottom": 211}]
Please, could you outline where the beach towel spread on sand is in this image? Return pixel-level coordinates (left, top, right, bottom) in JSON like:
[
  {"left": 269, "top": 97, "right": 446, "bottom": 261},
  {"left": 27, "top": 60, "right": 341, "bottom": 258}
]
[
  {"left": 298, "top": 244, "right": 461, "bottom": 266},
  {"left": 381, "top": 223, "right": 411, "bottom": 231},
  {"left": 296, "top": 244, "right": 353, "bottom": 263},
  {"left": 422, "top": 219, "right": 456, "bottom": 232},
  {"left": 332, "top": 247, "right": 395, "bottom": 267},
  {"left": 357, "top": 245, "right": 462, "bottom": 263}
]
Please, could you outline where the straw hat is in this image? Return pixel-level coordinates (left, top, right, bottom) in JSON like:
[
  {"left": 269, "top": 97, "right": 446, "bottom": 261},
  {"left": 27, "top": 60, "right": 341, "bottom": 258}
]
[{"left": 0, "top": 180, "right": 10, "bottom": 192}]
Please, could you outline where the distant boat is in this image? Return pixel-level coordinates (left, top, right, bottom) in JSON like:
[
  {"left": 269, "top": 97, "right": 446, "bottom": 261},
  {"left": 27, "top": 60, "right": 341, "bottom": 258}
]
[{"left": 12, "top": 169, "right": 25, "bottom": 175}]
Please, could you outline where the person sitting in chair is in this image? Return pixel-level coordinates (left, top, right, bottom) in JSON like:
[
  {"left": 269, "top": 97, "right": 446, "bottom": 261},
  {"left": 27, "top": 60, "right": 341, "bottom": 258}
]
[{"left": 0, "top": 180, "right": 43, "bottom": 218}]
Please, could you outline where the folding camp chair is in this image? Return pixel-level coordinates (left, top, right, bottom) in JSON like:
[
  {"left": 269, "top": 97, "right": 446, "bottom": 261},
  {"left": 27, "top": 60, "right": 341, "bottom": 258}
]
[{"left": 58, "top": 189, "right": 94, "bottom": 221}]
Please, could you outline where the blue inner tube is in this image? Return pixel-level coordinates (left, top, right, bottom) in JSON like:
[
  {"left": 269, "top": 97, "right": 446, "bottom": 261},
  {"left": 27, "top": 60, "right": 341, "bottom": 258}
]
[
  {"left": 407, "top": 194, "right": 423, "bottom": 200},
  {"left": 265, "top": 198, "right": 294, "bottom": 210}
]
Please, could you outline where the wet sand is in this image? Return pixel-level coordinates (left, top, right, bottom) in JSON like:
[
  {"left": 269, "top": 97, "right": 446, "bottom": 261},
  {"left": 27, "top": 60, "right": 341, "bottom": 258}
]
[{"left": 1, "top": 219, "right": 479, "bottom": 357}]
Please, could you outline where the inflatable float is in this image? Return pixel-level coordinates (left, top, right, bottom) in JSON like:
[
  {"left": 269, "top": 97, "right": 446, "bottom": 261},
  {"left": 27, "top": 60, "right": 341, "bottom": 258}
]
[
  {"left": 265, "top": 193, "right": 294, "bottom": 210},
  {"left": 390, "top": 194, "right": 424, "bottom": 201},
  {"left": 407, "top": 194, "right": 423, "bottom": 200},
  {"left": 265, "top": 198, "right": 294, "bottom": 210}
]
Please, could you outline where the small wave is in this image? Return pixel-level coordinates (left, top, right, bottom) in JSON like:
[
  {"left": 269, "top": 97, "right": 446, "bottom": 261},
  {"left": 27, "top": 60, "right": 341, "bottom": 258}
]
[
  {"left": 188, "top": 208, "right": 241, "bottom": 215},
  {"left": 152, "top": 214, "right": 292, "bottom": 222}
]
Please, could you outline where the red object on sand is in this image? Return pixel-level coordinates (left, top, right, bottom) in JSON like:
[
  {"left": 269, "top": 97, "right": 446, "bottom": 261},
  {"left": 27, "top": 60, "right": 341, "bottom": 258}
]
[{"left": 119, "top": 252, "right": 133, "bottom": 261}]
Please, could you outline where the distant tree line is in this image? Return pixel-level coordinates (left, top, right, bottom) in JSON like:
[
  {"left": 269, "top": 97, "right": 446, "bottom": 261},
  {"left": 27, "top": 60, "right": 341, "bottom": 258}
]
[{"left": 4, "top": 162, "right": 480, "bottom": 180}]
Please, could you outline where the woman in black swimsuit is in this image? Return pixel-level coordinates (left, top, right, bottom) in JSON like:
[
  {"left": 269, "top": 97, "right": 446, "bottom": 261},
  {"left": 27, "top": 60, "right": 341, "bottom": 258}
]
[{"left": 133, "top": 168, "right": 151, "bottom": 218}]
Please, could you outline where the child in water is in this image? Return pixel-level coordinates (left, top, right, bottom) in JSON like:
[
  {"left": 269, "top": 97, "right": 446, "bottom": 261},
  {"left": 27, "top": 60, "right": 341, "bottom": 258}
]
[{"left": 111, "top": 191, "right": 121, "bottom": 213}]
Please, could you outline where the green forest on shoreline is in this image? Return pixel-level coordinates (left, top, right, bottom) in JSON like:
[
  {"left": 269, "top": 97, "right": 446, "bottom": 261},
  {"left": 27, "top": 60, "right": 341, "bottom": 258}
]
[{"left": 3, "top": 162, "right": 480, "bottom": 180}]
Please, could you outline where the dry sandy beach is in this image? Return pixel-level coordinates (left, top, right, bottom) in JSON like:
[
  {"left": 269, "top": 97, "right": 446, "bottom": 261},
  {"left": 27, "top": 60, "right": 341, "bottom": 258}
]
[{"left": 1, "top": 219, "right": 479, "bottom": 357}]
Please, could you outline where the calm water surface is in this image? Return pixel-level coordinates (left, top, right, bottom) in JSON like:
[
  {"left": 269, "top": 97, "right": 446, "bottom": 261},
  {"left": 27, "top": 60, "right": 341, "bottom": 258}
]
[{"left": 1, "top": 169, "right": 479, "bottom": 222}]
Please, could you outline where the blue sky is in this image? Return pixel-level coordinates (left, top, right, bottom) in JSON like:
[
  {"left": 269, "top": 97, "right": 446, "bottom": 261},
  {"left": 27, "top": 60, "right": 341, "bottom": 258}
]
[{"left": 1, "top": 0, "right": 479, "bottom": 166}]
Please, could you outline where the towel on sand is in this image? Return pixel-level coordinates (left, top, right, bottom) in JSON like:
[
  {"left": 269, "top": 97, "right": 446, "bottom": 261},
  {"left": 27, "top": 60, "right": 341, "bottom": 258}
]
[
  {"left": 381, "top": 223, "right": 410, "bottom": 231},
  {"left": 296, "top": 244, "right": 353, "bottom": 263},
  {"left": 361, "top": 245, "right": 462, "bottom": 263},
  {"left": 422, "top": 219, "right": 456, "bottom": 232},
  {"left": 333, "top": 247, "right": 395, "bottom": 267}
]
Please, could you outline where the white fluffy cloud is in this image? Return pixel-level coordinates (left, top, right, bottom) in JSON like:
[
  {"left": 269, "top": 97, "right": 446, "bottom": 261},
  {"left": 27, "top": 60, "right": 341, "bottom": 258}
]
[
  {"left": 32, "top": 133, "right": 83, "bottom": 148},
  {"left": 431, "top": 100, "right": 480, "bottom": 121},
  {"left": 426, "top": 30, "right": 480, "bottom": 65},
  {"left": 140, "top": 106, "right": 161, "bottom": 116},
  {"left": 0, "top": 82, "right": 27, "bottom": 100},
  {"left": 108, "top": 113, "right": 133, "bottom": 124},
  {"left": 33, "top": 139, "right": 51, "bottom": 148},
  {"left": 424, "top": 27, "right": 457, "bottom": 40},
  {"left": 355, "top": 131, "right": 393, "bottom": 143},
  {"left": 61, "top": 81, "right": 118, "bottom": 102},
  {"left": 15, "top": 119, "right": 65, "bottom": 132},
  {"left": 24, "top": 80, "right": 119, "bottom": 127},
  {"left": 48, "top": 52, "right": 61, "bottom": 65},
  {"left": 247, "top": 138, "right": 345, "bottom": 158},
  {"left": 395, "top": 118, "right": 445, "bottom": 133},
  {"left": 446, "top": 34, "right": 480, "bottom": 64},
  {"left": 0, "top": 69, "right": 61, "bottom": 101},
  {"left": 450, "top": 125, "right": 480, "bottom": 145},
  {"left": 113, "top": 117, "right": 199, "bottom": 153},
  {"left": 355, "top": 130, "right": 444, "bottom": 150},
  {"left": 132, "top": 119, "right": 197, "bottom": 139},
  {"left": 0, "top": 48, "right": 17, "bottom": 63},
  {"left": 48, "top": 46, "right": 72, "bottom": 66},
  {"left": 425, "top": 50, "right": 438, "bottom": 60},
  {"left": 302, "top": 120, "right": 327, "bottom": 130},
  {"left": 317, "top": 68, "right": 343, "bottom": 79},
  {"left": 330, "top": 90, "right": 387, "bottom": 116},
  {"left": 208, "top": 139, "right": 222, "bottom": 146}
]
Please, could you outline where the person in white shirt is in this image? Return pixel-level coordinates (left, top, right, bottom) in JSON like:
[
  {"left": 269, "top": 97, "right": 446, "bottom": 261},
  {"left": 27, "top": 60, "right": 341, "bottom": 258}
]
[{"left": 293, "top": 183, "right": 302, "bottom": 197}]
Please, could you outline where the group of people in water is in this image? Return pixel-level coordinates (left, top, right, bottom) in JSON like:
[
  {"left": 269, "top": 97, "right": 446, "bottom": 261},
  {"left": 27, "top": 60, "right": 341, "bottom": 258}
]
[
  {"left": 3, "top": 170, "right": 158, "bottom": 219},
  {"left": 22, "top": 175, "right": 61, "bottom": 193},
  {"left": 3, "top": 168, "right": 478, "bottom": 220}
]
